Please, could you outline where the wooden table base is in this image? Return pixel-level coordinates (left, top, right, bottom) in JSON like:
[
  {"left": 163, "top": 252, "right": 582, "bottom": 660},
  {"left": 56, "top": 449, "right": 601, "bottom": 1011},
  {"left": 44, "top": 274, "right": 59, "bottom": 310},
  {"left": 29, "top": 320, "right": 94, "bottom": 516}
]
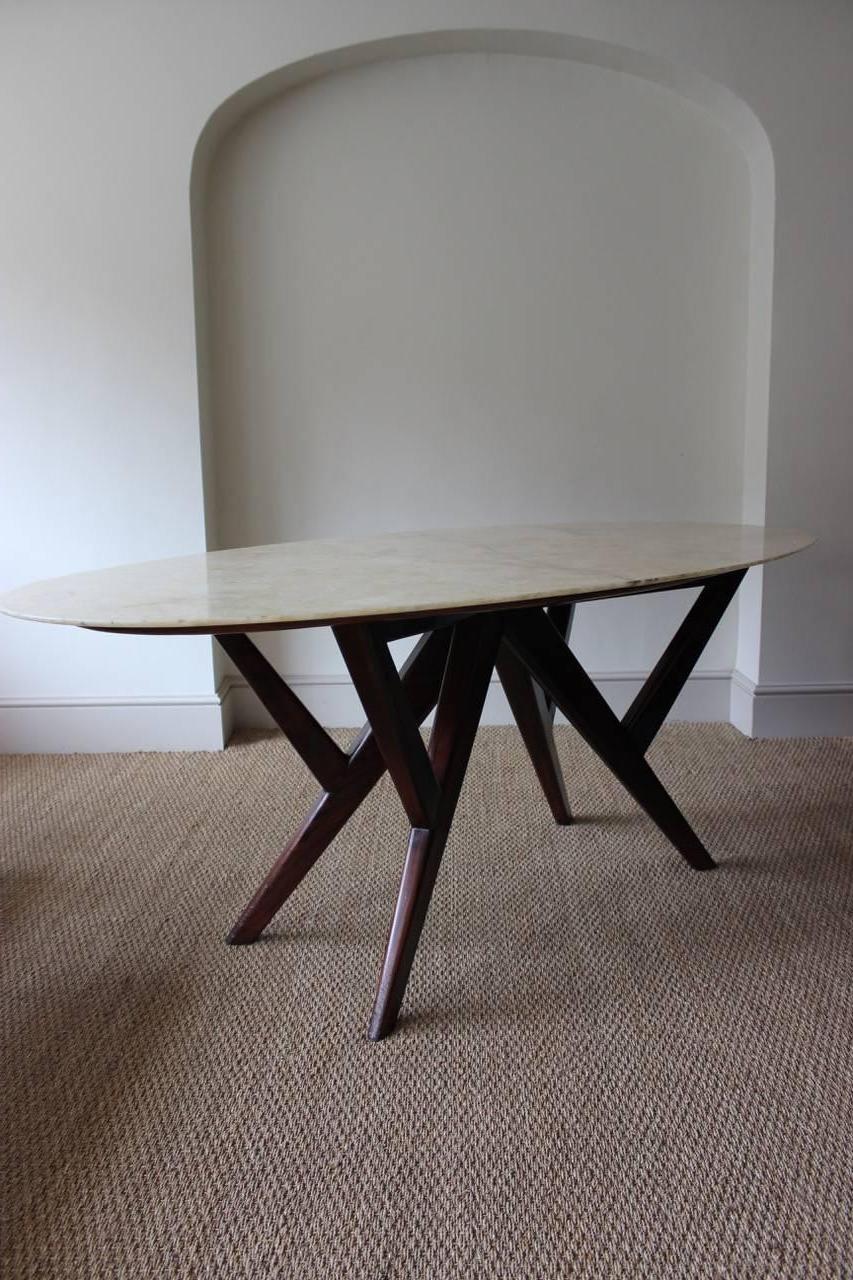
[{"left": 217, "top": 569, "right": 745, "bottom": 1040}]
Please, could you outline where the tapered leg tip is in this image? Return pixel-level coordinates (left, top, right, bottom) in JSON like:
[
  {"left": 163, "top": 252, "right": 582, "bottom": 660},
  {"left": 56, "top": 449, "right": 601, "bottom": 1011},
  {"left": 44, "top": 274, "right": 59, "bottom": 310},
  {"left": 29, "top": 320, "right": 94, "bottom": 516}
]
[
  {"left": 367, "top": 1010, "right": 396, "bottom": 1041},
  {"left": 226, "top": 926, "right": 258, "bottom": 945}
]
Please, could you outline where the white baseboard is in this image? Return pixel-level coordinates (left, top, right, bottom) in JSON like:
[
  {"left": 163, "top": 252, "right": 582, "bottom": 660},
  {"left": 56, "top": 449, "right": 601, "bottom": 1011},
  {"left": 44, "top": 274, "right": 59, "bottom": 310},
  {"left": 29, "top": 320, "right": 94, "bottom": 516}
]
[
  {"left": 728, "top": 671, "right": 756, "bottom": 736},
  {"left": 223, "top": 669, "right": 733, "bottom": 732},
  {"left": 226, "top": 670, "right": 852, "bottom": 739},
  {"left": 730, "top": 672, "right": 853, "bottom": 738},
  {"left": 0, "top": 692, "right": 226, "bottom": 753},
  {"left": 2, "top": 671, "right": 849, "bottom": 754}
]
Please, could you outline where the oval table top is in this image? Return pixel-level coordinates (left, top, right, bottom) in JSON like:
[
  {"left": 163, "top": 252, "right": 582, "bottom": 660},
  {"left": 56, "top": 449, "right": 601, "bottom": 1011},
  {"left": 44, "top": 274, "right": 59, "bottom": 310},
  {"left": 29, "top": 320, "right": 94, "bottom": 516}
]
[{"left": 0, "top": 523, "right": 813, "bottom": 635}]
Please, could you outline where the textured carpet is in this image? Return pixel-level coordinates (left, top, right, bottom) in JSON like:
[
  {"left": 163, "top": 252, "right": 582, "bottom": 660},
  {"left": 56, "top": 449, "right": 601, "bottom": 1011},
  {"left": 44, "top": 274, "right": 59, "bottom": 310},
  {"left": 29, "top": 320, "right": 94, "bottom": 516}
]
[{"left": 2, "top": 725, "right": 852, "bottom": 1278}]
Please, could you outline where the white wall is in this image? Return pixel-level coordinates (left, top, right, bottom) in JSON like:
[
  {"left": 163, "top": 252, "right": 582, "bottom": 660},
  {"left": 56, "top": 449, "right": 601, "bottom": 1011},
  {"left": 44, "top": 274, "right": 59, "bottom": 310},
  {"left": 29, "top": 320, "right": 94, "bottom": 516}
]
[
  {"left": 202, "top": 52, "right": 749, "bottom": 712},
  {"left": 1, "top": 1, "right": 851, "bottom": 749}
]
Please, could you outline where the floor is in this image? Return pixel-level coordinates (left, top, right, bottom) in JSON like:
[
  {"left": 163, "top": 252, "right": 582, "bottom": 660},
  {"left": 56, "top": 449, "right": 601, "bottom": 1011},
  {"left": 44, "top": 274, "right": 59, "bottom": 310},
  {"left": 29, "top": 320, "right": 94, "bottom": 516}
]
[{"left": 2, "top": 725, "right": 852, "bottom": 1278}]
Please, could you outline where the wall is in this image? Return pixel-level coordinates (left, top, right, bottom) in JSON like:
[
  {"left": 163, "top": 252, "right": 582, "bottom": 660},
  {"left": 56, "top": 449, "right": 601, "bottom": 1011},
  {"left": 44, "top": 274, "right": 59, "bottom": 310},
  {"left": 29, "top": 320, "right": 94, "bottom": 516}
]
[
  {"left": 1, "top": 1, "right": 850, "bottom": 749},
  {"left": 202, "top": 50, "right": 750, "bottom": 727}
]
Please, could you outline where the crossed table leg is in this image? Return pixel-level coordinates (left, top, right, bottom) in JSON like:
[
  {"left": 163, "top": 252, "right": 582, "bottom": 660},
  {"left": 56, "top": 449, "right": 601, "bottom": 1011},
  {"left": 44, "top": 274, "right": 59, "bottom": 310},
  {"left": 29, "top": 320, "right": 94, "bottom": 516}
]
[{"left": 216, "top": 568, "right": 745, "bottom": 1040}]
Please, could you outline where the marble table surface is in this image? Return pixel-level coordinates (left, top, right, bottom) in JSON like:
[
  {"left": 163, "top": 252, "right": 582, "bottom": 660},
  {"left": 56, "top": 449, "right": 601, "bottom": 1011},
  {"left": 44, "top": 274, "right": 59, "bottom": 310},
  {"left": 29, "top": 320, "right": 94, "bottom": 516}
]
[{"left": 0, "top": 523, "right": 813, "bottom": 634}]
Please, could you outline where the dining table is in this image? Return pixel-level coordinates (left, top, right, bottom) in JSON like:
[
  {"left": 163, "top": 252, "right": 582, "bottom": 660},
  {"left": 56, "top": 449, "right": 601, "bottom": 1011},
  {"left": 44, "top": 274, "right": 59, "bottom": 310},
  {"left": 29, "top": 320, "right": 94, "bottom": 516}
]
[{"left": 0, "top": 521, "right": 813, "bottom": 1039}]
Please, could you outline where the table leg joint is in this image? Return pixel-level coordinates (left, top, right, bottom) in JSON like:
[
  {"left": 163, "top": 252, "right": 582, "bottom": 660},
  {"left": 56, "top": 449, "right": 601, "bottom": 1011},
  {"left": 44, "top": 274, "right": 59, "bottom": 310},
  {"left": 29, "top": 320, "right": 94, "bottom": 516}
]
[
  {"left": 216, "top": 632, "right": 349, "bottom": 792},
  {"left": 225, "top": 628, "right": 452, "bottom": 945},
  {"left": 367, "top": 612, "right": 504, "bottom": 1039},
  {"left": 334, "top": 623, "right": 441, "bottom": 827},
  {"left": 502, "top": 607, "right": 717, "bottom": 872}
]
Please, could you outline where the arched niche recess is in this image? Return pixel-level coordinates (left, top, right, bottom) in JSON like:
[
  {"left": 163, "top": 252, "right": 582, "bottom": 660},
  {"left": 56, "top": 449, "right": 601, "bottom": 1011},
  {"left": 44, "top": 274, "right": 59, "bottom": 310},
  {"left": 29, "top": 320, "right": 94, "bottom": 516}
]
[{"left": 190, "top": 30, "right": 774, "bottom": 711}]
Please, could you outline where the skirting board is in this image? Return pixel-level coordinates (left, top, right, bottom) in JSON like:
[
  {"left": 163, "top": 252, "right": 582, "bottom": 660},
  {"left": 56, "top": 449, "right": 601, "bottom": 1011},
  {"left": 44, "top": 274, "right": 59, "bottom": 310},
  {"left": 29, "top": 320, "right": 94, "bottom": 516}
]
[
  {"left": 225, "top": 670, "right": 732, "bottom": 732},
  {"left": 729, "top": 672, "right": 853, "bottom": 738},
  {"left": 2, "top": 673, "right": 850, "bottom": 753},
  {"left": 226, "top": 671, "right": 853, "bottom": 740},
  {"left": 0, "top": 693, "right": 226, "bottom": 753}
]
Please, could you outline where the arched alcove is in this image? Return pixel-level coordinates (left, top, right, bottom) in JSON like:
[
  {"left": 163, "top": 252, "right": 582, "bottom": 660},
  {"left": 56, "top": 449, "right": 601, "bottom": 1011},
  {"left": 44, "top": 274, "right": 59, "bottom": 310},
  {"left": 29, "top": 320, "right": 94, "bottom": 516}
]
[{"left": 191, "top": 31, "right": 774, "bottom": 723}]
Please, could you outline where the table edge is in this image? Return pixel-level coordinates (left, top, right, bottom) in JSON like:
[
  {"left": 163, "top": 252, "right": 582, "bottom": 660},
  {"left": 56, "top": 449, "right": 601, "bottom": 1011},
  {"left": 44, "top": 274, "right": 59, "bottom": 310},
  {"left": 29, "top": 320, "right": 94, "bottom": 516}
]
[{"left": 0, "top": 530, "right": 816, "bottom": 636}]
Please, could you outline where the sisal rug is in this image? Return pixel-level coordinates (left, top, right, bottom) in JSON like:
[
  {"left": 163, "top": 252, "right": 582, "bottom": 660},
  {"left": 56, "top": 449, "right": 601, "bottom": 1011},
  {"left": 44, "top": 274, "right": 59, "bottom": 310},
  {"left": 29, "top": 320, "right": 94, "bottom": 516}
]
[{"left": 2, "top": 725, "right": 852, "bottom": 1278}]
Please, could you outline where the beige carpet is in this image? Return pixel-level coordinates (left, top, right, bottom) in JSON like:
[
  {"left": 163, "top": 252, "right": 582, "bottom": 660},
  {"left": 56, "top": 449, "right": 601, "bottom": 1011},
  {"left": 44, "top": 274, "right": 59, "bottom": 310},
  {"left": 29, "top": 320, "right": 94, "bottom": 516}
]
[{"left": 2, "top": 725, "right": 852, "bottom": 1278}]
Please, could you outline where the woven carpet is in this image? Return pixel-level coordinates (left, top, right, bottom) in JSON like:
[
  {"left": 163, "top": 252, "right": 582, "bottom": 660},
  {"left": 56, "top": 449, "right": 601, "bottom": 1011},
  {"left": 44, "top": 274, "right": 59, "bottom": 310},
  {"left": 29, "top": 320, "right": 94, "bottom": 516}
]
[{"left": 2, "top": 725, "right": 852, "bottom": 1278}]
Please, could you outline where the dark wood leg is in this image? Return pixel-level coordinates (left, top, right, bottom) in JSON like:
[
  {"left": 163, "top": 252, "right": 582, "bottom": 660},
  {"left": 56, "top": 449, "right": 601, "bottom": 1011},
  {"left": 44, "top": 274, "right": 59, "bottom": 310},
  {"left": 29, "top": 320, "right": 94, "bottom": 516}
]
[
  {"left": 226, "top": 746, "right": 379, "bottom": 946},
  {"left": 543, "top": 604, "right": 575, "bottom": 719},
  {"left": 622, "top": 571, "right": 745, "bottom": 752},
  {"left": 334, "top": 624, "right": 439, "bottom": 828},
  {"left": 368, "top": 613, "right": 503, "bottom": 1040},
  {"left": 217, "top": 632, "right": 349, "bottom": 792},
  {"left": 496, "top": 603, "right": 575, "bottom": 824},
  {"left": 226, "top": 628, "right": 452, "bottom": 944},
  {"left": 503, "top": 608, "right": 715, "bottom": 871},
  {"left": 377, "top": 611, "right": 471, "bottom": 642}
]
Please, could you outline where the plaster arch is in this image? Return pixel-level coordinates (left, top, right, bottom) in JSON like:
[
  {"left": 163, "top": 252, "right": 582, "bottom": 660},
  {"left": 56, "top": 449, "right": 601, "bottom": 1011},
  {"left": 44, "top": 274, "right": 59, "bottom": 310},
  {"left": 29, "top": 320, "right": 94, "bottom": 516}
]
[{"left": 190, "top": 28, "right": 775, "bottom": 711}]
